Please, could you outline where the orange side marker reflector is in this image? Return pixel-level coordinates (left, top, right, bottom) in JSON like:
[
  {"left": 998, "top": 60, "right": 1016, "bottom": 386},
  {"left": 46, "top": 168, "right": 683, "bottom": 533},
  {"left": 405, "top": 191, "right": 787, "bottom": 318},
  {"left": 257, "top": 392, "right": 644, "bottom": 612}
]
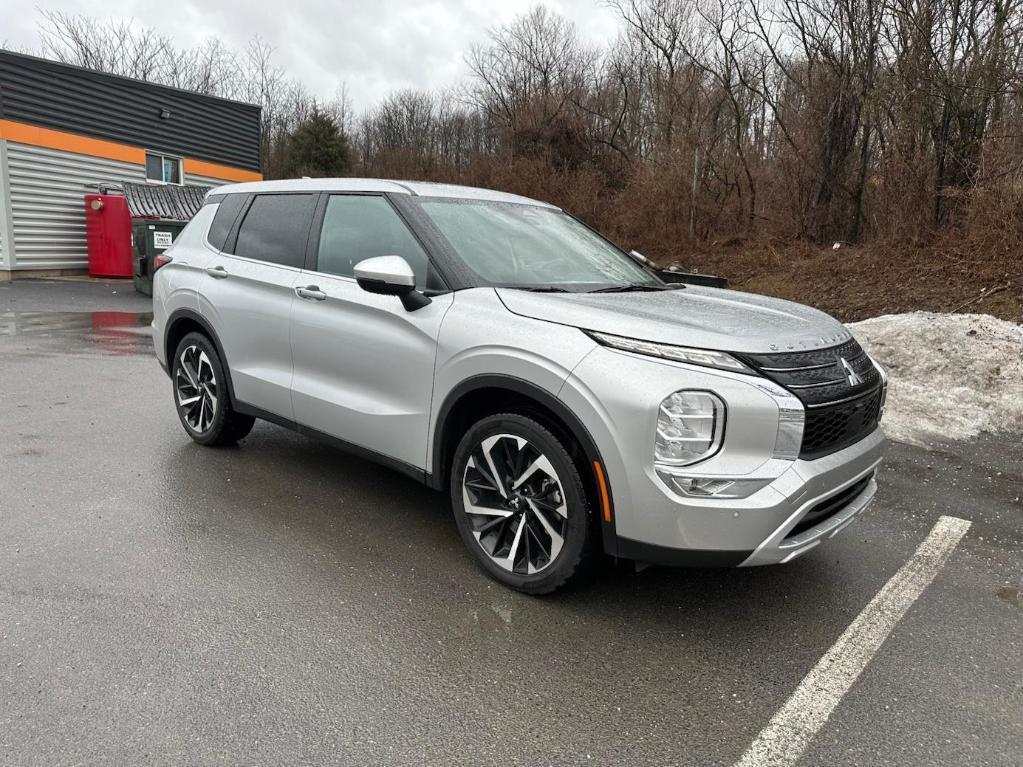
[{"left": 593, "top": 461, "right": 612, "bottom": 523}]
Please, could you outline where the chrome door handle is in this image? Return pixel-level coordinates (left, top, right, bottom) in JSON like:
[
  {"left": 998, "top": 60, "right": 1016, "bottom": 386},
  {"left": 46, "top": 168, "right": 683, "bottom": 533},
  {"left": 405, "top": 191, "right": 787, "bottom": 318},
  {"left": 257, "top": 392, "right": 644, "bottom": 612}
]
[
  {"left": 295, "top": 285, "right": 327, "bottom": 301},
  {"left": 205, "top": 265, "right": 228, "bottom": 279}
]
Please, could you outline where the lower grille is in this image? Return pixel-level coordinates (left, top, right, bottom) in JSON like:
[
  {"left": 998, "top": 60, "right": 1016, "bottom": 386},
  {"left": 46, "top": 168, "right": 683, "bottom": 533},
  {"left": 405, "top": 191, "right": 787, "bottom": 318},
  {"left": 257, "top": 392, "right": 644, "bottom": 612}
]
[
  {"left": 788, "top": 474, "right": 873, "bottom": 538},
  {"left": 801, "top": 388, "right": 883, "bottom": 459}
]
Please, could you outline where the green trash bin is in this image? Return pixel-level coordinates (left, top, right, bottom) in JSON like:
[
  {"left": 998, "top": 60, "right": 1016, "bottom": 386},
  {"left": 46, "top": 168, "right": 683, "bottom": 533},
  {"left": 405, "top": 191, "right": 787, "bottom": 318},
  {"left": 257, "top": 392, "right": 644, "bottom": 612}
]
[
  {"left": 132, "top": 220, "right": 187, "bottom": 296},
  {"left": 121, "top": 181, "right": 211, "bottom": 296}
]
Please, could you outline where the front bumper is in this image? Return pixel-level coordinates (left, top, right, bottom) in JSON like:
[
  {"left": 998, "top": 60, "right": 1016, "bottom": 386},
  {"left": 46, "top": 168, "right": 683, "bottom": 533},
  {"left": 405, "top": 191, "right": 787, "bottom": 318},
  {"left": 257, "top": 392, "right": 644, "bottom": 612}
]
[
  {"left": 614, "top": 429, "right": 885, "bottom": 567},
  {"left": 559, "top": 345, "right": 888, "bottom": 567}
]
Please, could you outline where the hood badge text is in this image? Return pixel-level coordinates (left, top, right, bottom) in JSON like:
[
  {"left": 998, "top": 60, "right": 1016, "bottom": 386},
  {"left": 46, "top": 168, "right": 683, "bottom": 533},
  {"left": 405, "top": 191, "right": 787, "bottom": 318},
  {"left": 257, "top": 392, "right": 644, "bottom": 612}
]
[{"left": 768, "top": 331, "right": 850, "bottom": 352}]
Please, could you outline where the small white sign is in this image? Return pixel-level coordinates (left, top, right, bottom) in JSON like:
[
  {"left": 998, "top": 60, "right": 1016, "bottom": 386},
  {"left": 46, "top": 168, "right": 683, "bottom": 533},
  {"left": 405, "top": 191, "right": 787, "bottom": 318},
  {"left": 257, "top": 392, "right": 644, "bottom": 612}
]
[{"left": 153, "top": 231, "right": 174, "bottom": 249}]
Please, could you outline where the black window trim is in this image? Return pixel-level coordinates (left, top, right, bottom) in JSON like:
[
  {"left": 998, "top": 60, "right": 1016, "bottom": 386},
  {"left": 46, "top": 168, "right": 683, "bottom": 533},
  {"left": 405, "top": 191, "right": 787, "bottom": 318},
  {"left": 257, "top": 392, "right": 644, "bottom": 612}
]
[
  {"left": 223, "top": 193, "right": 253, "bottom": 255},
  {"left": 304, "top": 191, "right": 453, "bottom": 293},
  {"left": 386, "top": 193, "right": 473, "bottom": 291}
]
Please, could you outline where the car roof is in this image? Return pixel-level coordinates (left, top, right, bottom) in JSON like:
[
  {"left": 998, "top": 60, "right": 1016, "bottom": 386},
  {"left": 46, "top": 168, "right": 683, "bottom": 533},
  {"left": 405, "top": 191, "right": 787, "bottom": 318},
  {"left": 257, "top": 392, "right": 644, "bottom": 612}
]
[{"left": 211, "top": 178, "right": 559, "bottom": 209}]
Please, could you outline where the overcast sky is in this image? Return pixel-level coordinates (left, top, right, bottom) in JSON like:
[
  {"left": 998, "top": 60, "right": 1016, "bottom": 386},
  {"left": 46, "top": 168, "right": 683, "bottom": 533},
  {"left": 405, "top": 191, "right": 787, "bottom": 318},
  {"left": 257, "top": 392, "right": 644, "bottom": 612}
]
[{"left": 1, "top": 1, "right": 622, "bottom": 109}]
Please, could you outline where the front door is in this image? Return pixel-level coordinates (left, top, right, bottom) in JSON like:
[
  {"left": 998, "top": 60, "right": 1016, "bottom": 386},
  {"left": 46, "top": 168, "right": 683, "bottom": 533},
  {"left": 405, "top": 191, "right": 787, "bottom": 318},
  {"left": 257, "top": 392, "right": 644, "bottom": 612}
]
[{"left": 290, "top": 194, "right": 452, "bottom": 470}]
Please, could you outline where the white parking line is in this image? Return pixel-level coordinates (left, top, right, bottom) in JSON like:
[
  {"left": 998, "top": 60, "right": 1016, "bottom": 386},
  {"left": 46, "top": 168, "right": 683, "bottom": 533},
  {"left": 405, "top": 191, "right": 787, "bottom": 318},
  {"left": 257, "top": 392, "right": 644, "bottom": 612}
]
[{"left": 733, "top": 515, "right": 972, "bottom": 767}]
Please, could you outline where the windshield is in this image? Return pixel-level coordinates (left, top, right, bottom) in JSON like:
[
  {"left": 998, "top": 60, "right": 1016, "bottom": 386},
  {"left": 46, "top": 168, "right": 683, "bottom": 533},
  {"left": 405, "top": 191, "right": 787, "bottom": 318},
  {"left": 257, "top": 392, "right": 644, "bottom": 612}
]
[{"left": 417, "top": 198, "right": 660, "bottom": 291}]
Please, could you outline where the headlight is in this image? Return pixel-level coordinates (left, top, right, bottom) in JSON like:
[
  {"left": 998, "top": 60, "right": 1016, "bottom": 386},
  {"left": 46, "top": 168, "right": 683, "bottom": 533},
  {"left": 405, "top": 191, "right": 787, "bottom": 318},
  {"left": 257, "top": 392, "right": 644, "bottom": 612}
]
[
  {"left": 655, "top": 381, "right": 804, "bottom": 501},
  {"left": 587, "top": 331, "right": 753, "bottom": 374},
  {"left": 655, "top": 390, "right": 725, "bottom": 466}
]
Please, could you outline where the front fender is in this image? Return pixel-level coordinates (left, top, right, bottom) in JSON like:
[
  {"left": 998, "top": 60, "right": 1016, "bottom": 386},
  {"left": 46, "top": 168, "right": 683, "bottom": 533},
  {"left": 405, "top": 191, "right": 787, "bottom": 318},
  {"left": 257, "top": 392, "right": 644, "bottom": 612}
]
[
  {"left": 427, "top": 289, "right": 597, "bottom": 474},
  {"left": 426, "top": 289, "right": 623, "bottom": 554}
]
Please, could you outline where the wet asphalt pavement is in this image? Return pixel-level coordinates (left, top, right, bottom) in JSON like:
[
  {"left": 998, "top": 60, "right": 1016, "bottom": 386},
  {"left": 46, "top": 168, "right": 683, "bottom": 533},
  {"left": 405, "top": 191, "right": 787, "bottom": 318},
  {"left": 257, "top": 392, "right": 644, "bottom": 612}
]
[{"left": 0, "top": 278, "right": 1020, "bottom": 766}]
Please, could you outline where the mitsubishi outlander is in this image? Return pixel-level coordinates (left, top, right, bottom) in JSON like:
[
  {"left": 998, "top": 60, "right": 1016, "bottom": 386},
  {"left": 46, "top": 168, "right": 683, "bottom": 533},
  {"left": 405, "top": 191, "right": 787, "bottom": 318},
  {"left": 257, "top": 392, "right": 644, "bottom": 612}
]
[{"left": 151, "top": 179, "right": 888, "bottom": 593}]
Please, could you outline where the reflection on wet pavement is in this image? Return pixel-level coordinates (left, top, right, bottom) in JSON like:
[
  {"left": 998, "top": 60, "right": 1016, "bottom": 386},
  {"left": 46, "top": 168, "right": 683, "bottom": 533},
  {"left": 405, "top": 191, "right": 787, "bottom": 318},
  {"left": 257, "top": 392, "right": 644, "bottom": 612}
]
[{"left": 0, "top": 311, "right": 154, "bottom": 356}]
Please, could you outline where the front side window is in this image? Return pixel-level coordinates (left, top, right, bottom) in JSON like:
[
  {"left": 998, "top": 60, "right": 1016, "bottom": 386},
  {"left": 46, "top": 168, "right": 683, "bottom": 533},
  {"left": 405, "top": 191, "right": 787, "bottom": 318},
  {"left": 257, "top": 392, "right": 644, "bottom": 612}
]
[
  {"left": 316, "top": 195, "right": 431, "bottom": 288},
  {"left": 145, "top": 152, "right": 181, "bottom": 184},
  {"left": 417, "top": 198, "right": 656, "bottom": 291},
  {"left": 232, "top": 194, "right": 315, "bottom": 268}
]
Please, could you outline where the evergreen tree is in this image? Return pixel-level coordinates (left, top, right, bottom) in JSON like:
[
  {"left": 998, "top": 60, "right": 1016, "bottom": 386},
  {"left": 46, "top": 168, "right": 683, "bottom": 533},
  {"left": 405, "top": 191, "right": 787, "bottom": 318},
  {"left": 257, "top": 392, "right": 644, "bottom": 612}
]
[{"left": 283, "top": 107, "right": 352, "bottom": 178}]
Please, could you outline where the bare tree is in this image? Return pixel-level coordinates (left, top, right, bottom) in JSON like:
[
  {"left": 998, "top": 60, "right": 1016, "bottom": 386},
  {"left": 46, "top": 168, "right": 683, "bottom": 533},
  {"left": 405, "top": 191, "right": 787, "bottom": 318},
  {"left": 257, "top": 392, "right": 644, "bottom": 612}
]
[{"left": 26, "top": 3, "right": 1023, "bottom": 260}]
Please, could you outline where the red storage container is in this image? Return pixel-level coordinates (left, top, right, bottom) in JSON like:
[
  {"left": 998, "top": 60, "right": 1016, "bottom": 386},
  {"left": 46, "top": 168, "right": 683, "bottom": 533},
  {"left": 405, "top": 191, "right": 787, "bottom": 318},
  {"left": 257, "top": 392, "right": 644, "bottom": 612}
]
[{"left": 85, "top": 193, "right": 132, "bottom": 278}]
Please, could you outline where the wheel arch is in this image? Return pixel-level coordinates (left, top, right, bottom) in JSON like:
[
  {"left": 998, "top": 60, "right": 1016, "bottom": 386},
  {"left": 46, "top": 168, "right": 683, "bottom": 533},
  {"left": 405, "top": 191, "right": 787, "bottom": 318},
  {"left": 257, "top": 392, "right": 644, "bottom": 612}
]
[
  {"left": 430, "top": 375, "right": 617, "bottom": 555},
  {"left": 164, "top": 309, "right": 238, "bottom": 404}
]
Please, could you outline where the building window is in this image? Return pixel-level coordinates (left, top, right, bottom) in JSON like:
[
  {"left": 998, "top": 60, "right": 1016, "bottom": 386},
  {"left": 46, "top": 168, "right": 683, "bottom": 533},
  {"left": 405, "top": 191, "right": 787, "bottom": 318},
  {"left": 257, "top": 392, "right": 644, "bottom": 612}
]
[{"left": 145, "top": 152, "right": 182, "bottom": 184}]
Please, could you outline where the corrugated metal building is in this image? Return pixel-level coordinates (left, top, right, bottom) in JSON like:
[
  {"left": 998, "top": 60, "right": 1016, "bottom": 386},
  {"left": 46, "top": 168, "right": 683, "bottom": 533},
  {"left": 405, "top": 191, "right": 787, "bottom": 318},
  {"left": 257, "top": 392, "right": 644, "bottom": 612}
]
[{"left": 0, "top": 50, "right": 262, "bottom": 277}]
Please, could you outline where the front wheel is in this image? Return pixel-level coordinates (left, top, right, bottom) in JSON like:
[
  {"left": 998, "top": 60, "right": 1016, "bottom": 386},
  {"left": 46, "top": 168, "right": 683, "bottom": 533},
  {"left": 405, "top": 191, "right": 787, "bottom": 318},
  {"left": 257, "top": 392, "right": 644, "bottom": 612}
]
[
  {"left": 171, "top": 332, "right": 255, "bottom": 446},
  {"left": 450, "top": 413, "right": 593, "bottom": 594}
]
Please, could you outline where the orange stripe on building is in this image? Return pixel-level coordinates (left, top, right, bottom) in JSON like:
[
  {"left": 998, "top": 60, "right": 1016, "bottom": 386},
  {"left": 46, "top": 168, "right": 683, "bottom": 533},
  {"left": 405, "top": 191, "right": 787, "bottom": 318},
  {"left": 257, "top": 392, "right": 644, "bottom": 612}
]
[
  {"left": 0, "top": 118, "right": 262, "bottom": 182},
  {"left": 0, "top": 119, "right": 145, "bottom": 164},
  {"left": 182, "top": 158, "right": 261, "bottom": 183}
]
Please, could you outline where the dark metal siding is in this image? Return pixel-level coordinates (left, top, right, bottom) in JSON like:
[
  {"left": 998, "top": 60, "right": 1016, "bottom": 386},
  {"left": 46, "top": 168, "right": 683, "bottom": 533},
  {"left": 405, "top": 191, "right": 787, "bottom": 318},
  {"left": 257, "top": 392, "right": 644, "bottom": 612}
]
[{"left": 0, "top": 50, "right": 261, "bottom": 172}]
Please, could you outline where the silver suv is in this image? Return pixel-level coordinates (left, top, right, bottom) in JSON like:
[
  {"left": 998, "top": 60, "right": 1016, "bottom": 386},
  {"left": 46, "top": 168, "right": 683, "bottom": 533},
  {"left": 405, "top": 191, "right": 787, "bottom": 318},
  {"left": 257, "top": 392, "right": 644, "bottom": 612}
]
[{"left": 152, "top": 179, "right": 888, "bottom": 593}]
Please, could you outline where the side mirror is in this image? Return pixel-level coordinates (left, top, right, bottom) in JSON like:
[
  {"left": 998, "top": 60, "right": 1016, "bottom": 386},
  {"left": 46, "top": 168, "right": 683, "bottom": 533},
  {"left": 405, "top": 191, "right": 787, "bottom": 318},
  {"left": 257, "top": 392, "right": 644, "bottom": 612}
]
[{"left": 353, "top": 255, "right": 431, "bottom": 311}]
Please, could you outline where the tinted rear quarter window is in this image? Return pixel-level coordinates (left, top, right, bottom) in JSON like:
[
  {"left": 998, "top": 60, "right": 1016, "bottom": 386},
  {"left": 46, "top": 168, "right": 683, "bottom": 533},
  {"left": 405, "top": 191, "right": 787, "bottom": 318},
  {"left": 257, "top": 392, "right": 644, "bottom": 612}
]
[
  {"left": 232, "top": 194, "right": 316, "bottom": 267},
  {"left": 206, "top": 194, "right": 247, "bottom": 251}
]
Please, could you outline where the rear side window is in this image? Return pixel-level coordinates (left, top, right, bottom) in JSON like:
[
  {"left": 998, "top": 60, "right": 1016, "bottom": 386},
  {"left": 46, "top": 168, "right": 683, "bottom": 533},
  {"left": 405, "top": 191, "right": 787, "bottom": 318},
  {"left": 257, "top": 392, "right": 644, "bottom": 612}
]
[
  {"left": 206, "top": 194, "right": 247, "bottom": 251},
  {"left": 316, "top": 195, "right": 430, "bottom": 287},
  {"left": 232, "top": 194, "right": 316, "bottom": 267}
]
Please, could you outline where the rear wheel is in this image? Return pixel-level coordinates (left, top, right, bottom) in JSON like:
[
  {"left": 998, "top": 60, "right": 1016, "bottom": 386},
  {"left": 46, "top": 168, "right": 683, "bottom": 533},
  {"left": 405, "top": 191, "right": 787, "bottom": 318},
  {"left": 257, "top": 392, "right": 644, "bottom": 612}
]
[
  {"left": 450, "top": 413, "right": 592, "bottom": 594},
  {"left": 172, "top": 332, "right": 254, "bottom": 446}
]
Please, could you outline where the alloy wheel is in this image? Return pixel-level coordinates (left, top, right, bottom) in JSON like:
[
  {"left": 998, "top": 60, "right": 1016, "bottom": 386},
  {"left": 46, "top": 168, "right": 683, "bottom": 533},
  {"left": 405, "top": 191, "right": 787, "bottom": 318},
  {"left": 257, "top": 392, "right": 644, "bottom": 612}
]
[
  {"left": 175, "top": 345, "right": 219, "bottom": 434},
  {"left": 461, "top": 434, "right": 568, "bottom": 575}
]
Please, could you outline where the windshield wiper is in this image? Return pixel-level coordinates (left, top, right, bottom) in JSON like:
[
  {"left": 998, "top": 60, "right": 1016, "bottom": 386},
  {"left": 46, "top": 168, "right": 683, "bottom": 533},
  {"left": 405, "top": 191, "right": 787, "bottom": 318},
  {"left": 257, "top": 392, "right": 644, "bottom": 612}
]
[
  {"left": 587, "top": 283, "right": 672, "bottom": 294},
  {"left": 512, "top": 286, "right": 573, "bottom": 293}
]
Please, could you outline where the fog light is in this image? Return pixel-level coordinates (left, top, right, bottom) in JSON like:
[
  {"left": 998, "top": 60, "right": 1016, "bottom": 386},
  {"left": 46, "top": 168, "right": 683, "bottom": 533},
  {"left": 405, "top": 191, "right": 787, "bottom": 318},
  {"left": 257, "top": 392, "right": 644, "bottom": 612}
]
[
  {"left": 668, "top": 476, "right": 734, "bottom": 496},
  {"left": 657, "top": 471, "right": 772, "bottom": 499},
  {"left": 655, "top": 391, "right": 724, "bottom": 466}
]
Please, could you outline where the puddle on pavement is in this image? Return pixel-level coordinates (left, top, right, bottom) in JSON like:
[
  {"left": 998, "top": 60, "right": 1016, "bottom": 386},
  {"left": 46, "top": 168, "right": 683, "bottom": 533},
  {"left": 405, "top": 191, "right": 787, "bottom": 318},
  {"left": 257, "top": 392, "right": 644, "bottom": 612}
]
[{"left": 0, "top": 310, "right": 154, "bottom": 356}]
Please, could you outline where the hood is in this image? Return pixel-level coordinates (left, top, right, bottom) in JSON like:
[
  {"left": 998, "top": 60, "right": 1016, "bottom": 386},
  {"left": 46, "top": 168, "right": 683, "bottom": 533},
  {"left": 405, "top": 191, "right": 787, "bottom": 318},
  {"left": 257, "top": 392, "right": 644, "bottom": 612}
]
[{"left": 496, "top": 285, "right": 851, "bottom": 354}]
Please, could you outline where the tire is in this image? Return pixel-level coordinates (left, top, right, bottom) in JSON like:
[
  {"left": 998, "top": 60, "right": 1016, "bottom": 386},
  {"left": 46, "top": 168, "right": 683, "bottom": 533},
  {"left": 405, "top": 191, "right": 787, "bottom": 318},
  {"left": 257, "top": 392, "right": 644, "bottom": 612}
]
[
  {"left": 171, "top": 332, "right": 255, "bottom": 446},
  {"left": 133, "top": 274, "right": 152, "bottom": 296},
  {"left": 450, "top": 413, "right": 593, "bottom": 594}
]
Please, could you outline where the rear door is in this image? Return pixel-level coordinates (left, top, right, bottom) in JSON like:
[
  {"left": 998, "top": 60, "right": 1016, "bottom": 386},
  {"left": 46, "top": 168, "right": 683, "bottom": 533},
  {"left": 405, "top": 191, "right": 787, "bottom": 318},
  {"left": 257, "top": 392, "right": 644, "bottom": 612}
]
[
  {"left": 289, "top": 193, "right": 453, "bottom": 469},
  {"left": 198, "top": 192, "right": 316, "bottom": 420}
]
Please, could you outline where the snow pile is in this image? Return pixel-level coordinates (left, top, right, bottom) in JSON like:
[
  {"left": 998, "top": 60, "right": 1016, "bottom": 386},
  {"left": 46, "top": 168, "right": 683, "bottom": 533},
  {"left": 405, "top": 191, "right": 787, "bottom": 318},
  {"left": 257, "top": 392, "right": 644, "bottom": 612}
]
[{"left": 847, "top": 312, "right": 1023, "bottom": 446}]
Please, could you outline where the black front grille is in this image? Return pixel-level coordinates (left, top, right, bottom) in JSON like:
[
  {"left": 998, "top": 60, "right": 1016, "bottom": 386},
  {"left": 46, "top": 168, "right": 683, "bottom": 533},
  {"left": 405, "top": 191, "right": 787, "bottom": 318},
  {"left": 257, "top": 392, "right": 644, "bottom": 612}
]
[
  {"left": 738, "top": 338, "right": 882, "bottom": 459},
  {"left": 801, "top": 388, "right": 883, "bottom": 458},
  {"left": 788, "top": 474, "right": 873, "bottom": 538}
]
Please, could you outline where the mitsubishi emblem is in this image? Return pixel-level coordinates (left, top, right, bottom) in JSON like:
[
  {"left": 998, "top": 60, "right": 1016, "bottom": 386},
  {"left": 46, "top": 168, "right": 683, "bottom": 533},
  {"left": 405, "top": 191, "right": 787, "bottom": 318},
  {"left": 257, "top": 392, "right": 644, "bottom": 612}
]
[{"left": 839, "top": 357, "right": 863, "bottom": 386}]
